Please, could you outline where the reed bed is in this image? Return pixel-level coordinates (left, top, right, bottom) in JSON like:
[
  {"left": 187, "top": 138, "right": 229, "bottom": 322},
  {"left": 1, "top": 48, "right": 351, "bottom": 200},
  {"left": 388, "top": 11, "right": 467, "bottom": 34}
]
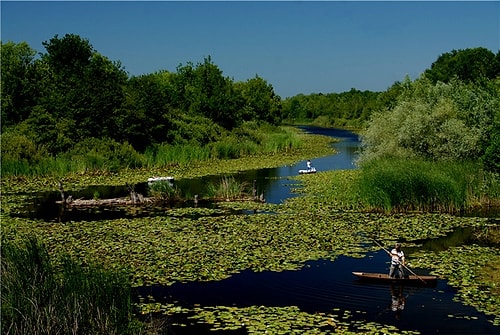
[
  {"left": 1, "top": 236, "right": 139, "bottom": 335},
  {"left": 356, "top": 158, "right": 496, "bottom": 213},
  {"left": 1, "top": 125, "right": 303, "bottom": 177},
  {"left": 205, "top": 176, "right": 251, "bottom": 200}
]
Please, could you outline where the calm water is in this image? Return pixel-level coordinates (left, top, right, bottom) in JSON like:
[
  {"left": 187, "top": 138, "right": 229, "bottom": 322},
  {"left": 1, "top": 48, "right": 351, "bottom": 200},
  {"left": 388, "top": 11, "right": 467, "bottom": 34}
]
[
  {"left": 136, "top": 251, "right": 498, "bottom": 334},
  {"left": 16, "top": 126, "right": 500, "bottom": 333}
]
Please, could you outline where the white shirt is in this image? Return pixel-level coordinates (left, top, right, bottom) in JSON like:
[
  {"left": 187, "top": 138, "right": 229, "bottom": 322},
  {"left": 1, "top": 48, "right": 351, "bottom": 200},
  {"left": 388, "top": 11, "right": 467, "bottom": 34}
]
[{"left": 391, "top": 248, "right": 405, "bottom": 266}]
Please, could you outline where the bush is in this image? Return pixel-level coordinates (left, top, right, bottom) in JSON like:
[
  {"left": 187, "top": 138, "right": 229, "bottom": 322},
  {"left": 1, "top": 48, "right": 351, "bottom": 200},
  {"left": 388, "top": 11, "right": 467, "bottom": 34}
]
[{"left": 68, "top": 137, "right": 144, "bottom": 171}]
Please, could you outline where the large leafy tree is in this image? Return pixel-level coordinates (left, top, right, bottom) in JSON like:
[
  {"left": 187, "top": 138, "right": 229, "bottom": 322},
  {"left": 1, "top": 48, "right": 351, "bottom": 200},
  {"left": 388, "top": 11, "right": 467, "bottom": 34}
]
[
  {"left": 358, "top": 77, "right": 498, "bottom": 164},
  {"left": 235, "top": 75, "right": 282, "bottom": 125},
  {"left": 116, "top": 71, "right": 175, "bottom": 151},
  {"left": 173, "top": 57, "right": 243, "bottom": 129},
  {"left": 35, "top": 34, "right": 128, "bottom": 152},
  {"left": 424, "top": 47, "right": 500, "bottom": 84}
]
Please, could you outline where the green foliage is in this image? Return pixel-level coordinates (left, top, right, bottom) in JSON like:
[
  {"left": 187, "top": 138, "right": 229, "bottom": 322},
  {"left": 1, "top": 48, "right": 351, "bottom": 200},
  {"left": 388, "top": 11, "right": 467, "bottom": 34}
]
[
  {"left": 235, "top": 75, "right": 282, "bottom": 125},
  {"left": 355, "top": 158, "right": 493, "bottom": 212},
  {"left": 281, "top": 88, "right": 385, "bottom": 128},
  {"left": 358, "top": 77, "right": 498, "bottom": 163},
  {"left": 148, "top": 180, "right": 181, "bottom": 202},
  {"left": 1, "top": 236, "right": 138, "bottom": 335},
  {"left": 173, "top": 56, "right": 244, "bottom": 129},
  {"left": 425, "top": 47, "right": 500, "bottom": 84},
  {"left": 166, "top": 112, "right": 226, "bottom": 145},
  {"left": 0, "top": 128, "right": 47, "bottom": 164},
  {"left": 67, "top": 137, "right": 144, "bottom": 172},
  {"left": 0, "top": 41, "right": 38, "bottom": 130},
  {"left": 205, "top": 176, "right": 251, "bottom": 200}
]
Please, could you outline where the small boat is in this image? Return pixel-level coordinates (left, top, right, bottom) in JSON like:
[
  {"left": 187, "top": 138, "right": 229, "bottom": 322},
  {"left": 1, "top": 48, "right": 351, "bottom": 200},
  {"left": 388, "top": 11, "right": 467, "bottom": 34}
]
[
  {"left": 352, "top": 272, "right": 437, "bottom": 286},
  {"left": 148, "top": 176, "right": 175, "bottom": 186},
  {"left": 298, "top": 167, "right": 317, "bottom": 174}
]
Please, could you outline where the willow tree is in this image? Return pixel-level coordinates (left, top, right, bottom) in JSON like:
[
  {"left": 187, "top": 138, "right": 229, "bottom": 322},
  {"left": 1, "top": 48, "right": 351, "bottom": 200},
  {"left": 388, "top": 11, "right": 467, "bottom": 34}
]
[{"left": 358, "top": 76, "right": 499, "bottom": 165}]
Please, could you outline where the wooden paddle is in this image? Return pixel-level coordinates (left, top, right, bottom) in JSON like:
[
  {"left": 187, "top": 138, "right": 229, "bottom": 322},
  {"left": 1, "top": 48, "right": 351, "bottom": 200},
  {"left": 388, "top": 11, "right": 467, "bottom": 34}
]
[{"left": 372, "top": 239, "right": 428, "bottom": 285}]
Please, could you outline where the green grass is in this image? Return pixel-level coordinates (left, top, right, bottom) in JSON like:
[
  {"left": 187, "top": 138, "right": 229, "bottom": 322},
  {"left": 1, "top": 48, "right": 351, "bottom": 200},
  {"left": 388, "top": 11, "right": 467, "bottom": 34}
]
[
  {"left": 205, "top": 176, "right": 251, "bottom": 200},
  {"left": 356, "top": 158, "right": 498, "bottom": 212},
  {"left": 1, "top": 236, "right": 141, "bottom": 335}
]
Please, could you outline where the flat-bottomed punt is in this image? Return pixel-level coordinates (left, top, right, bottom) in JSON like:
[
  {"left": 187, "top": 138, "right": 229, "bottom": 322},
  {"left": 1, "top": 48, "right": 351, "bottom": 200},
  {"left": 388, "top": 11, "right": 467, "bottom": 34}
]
[{"left": 352, "top": 272, "right": 437, "bottom": 286}]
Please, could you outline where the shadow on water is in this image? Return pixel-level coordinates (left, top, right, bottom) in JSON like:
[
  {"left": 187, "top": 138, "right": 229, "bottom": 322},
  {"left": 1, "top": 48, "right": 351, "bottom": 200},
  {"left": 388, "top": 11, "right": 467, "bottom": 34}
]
[
  {"left": 16, "top": 126, "right": 361, "bottom": 222},
  {"left": 135, "top": 250, "right": 499, "bottom": 334},
  {"left": 11, "top": 126, "right": 500, "bottom": 333}
]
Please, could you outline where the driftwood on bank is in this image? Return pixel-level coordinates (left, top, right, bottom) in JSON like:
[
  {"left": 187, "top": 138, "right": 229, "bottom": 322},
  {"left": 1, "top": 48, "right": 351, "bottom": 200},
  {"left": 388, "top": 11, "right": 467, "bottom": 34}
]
[
  {"left": 57, "top": 181, "right": 153, "bottom": 208},
  {"left": 56, "top": 181, "right": 265, "bottom": 209}
]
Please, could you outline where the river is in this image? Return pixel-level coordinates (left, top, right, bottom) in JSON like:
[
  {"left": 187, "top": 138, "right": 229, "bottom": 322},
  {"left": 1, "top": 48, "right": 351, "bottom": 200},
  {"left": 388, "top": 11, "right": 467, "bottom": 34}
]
[{"left": 19, "top": 126, "right": 500, "bottom": 334}]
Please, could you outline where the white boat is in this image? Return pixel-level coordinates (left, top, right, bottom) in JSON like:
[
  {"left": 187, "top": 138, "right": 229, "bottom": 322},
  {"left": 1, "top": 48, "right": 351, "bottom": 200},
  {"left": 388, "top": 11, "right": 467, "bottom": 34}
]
[
  {"left": 298, "top": 167, "right": 317, "bottom": 174},
  {"left": 147, "top": 176, "right": 175, "bottom": 186}
]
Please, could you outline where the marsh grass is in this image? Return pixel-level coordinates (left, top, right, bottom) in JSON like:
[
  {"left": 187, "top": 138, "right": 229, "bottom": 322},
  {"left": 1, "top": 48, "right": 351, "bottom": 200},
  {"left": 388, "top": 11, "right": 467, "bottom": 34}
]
[
  {"left": 205, "top": 176, "right": 251, "bottom": 200},
  {"left": 1, "top": 236, "right": 140, "bottom": 335},
  {"left": 1, "top": 125, "right": 301, "bottom": 177},
  {"left": 356, "top": 158, "right": 498, "bottom": 212},
  {"left": 148, "top": 180, "right": 182, "bottom": 203}
]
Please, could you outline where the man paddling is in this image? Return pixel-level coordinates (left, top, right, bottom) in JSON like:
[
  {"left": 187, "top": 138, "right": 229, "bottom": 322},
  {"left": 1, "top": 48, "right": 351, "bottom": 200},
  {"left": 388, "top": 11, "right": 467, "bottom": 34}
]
[{"left": 389, "top": 243, "right": 405, "bottom": 278}]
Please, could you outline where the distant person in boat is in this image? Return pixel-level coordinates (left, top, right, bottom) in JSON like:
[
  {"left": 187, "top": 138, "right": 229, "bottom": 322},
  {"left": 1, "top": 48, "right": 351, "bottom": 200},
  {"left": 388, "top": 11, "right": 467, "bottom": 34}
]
[
  {"left": 307, "top": 160, "right": 312, "bottom": 171},
  {"left": 389, "top": 243, "right": 405, "bottom": 278}
]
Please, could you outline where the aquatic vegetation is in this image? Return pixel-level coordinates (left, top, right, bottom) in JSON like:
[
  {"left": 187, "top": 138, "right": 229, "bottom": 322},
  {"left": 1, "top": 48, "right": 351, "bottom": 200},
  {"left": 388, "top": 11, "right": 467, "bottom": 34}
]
[
  {"left": 1, "top": 236, "right": 140, "bottom": 335},
  {"left": 148, "top": 180, "right": 182, "bottom": 203},
  {"left": 136, "top": 303, "right": 420, "bottom": 334},
  {"left": 411, "top": 244, "right": 500, "bottom": 326},
  {"left": 355, "top": 158, "right": 498, "bottom": 213},
  {"left": 205, "top": 176, "right": 252, "bottom": 201},
  {"left": 1, "top": 127, "right": 499, "bottom": 333},
  {"left": 0, "top": 130, "right": 335, "bottom": 194}
]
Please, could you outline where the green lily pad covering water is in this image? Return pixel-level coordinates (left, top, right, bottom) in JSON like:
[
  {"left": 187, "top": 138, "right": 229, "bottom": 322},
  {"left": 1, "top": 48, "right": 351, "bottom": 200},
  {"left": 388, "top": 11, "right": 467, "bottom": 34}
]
[{"left": 1, "top": 131, "right": 499, "bottom": 332}]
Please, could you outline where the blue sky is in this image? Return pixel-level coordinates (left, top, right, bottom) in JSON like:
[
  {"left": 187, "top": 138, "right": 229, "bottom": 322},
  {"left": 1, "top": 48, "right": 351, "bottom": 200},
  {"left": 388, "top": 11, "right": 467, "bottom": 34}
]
[{"left": 2, "top": 1, "right": 499, "bottom": 98}]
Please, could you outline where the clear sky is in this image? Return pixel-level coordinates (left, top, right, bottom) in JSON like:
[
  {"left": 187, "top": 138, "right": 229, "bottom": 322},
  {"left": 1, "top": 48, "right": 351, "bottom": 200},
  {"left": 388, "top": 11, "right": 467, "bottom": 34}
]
[{"left": 2, "top": 1, "right": 499, "bottom": 98}]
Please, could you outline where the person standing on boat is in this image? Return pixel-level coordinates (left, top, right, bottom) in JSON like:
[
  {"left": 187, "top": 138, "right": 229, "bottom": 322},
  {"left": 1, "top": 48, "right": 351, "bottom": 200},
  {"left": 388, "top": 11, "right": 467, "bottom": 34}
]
[
  {"left": 389, "top": 243, "right": 405, "bottom": 278},
  {"left": 306, "top": 160, "right": 312, "bottom": 171}
]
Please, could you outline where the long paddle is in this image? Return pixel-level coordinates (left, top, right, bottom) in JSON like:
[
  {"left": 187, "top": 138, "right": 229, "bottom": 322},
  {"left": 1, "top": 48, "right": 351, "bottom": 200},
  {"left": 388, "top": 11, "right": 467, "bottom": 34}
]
[{"left": 372, "top": 239, "right": 427, "bottom": 285}]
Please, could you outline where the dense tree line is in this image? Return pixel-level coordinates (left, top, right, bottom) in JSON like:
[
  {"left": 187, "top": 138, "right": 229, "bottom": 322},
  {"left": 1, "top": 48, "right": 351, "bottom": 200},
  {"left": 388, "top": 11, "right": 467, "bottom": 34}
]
[
  {"left": 1, "top": 34, "right": 282, "bottom": 157},
  {"left": 2, "top": 36, "right": 499, "bottom": 174},
  {"left": 282, "top": 48, "right": 500, "bottom": 129},
  {"left": 357, "top": 48, "right": 500, "bottom": 173}
]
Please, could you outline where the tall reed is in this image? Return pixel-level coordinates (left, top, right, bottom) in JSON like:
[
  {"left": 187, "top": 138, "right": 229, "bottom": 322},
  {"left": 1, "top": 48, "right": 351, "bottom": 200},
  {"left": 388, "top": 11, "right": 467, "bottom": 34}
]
[
  {"left": 1, "top": 236, "right": 140, "bottom": 335},
  {"left": 1, "top": 124, "right": 302, "bottom": 176},
  {"left": 356, "top": 158, "right": 490, "bottom": 212},
  {"left": 205, "top": 176, "right": 251, "bottom": 200}
]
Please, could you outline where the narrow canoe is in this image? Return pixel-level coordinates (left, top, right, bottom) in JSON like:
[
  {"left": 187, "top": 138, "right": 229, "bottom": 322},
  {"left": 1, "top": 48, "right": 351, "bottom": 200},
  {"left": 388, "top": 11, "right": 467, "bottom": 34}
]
[
  {"left": 352, "top": 272, "right": 437, "bottom": 286},
  {"left": 298, "top": 167, "right": 317, "bottom": 174}
]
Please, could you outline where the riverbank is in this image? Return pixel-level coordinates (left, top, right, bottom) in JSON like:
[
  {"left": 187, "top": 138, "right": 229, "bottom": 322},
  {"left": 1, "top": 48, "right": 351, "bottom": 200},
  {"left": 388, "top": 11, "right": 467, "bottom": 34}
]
[
  {"left": 1, "top": 128, "right": 499, "bottom": 334},
  {"left": 0, "top": 128, "right": 336, "bottom": 194}
]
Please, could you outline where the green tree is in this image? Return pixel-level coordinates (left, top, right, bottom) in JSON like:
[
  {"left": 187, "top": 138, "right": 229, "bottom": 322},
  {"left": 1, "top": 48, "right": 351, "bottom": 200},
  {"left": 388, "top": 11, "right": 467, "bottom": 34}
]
[
  {"left": 235, "top": 75, "right": 282, "bottom": 125},
  {"left": 37, "top": 34, "right": 127, "bottom": 151},
  {"left": 0, "top": 41, "right": 38, "bottom": 130},
  {"left": 117, "top": 71, "right": 175, "bottom": 150},
  {"left": 174, "top": 57, "right": 243, "bottom": 129},
  {"left": 358, "top": 77, "right": 498, "bottom": 164},
  {"left": 425, "top": 47, "right": 500, "bottom": 84}
]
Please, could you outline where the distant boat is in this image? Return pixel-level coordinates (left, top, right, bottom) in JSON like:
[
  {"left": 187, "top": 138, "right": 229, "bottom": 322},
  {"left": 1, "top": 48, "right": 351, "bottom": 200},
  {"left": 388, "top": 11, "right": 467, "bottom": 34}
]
[
  {"left": 352, "top": 272, "right": 437, "bottom": 286},
  {"left": 299, "top": 167, "right": 317, "bottom": 174},
  {"left": 148, "top": 176, "right": 175, "bottom": 186}
]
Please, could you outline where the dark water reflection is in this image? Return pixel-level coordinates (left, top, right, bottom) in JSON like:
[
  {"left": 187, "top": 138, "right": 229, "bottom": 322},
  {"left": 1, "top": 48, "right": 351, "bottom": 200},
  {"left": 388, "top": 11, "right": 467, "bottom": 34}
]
[
  {"left": 136, "top": 251, "right": 499, "bottom": 334},
  {"left": 18, "top": 126, "right": 360, "bottom": 221},
  {"left": 14, "top": 126, "right": 500, "bottom": 333}
]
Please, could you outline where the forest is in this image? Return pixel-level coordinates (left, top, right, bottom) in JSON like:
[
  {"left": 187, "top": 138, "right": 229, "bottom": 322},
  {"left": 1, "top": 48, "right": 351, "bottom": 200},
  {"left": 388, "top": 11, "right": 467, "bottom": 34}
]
[{"left": 1, "top": 33, "right": 500, "bottom": 176}]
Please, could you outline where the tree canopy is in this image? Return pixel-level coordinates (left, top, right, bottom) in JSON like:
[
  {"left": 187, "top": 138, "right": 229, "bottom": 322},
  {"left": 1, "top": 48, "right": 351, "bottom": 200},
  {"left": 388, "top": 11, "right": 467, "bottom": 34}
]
[{"left": 1, "top": 34, "right": 282, "bottom": 156}]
